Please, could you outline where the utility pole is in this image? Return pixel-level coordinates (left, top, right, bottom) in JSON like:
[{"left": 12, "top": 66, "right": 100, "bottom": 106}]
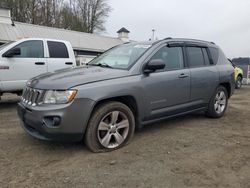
[{"left": 152, "top": 29, "right": 155, "bottom": 41}]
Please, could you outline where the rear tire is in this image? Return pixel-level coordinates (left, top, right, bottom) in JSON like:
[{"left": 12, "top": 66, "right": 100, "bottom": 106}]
[
  {"left": 85, "top": 101, "right": 135, "bottom": 153},
  {"left": 235, "top": 76, "right": 242, "bottom": 89},
  {"left": 206, "top": 86, "right": 228, "bottom": 118}
]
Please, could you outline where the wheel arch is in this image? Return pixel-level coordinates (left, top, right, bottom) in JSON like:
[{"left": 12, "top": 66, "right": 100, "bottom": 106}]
[
  {"left": 89, "top": 95, "right": 140, "bottom": 127},
  {"left": 237, "top": 73, "right": 243, "bottom": 79},
  {"left": 219, "top": 82, "right": 231, "bottom": 98}
]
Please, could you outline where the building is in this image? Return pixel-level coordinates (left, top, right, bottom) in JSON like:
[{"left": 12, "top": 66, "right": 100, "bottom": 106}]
[{"left": 0, "top": 8, "right": 130, "bottom": 65}]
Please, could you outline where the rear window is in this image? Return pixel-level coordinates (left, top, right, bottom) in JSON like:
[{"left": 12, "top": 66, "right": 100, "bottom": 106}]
[
  {"left": 47, "top": 41, "right": 69, "bottom": 58},
  {"left": 209, "top": 47, "right": 219, "bottom": 64}
]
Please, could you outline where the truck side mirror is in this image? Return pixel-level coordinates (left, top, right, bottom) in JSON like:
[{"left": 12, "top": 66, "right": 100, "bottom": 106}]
[
  {"left": 144, "top": 59, "right": 166, "bottom": 74},
  {"left": 2, "top": 48, "right": 21, "bottom": 58}
]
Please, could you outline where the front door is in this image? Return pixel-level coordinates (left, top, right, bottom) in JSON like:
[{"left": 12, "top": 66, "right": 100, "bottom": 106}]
[
  {"left": 143, "top": 45, "right": 191, "bottom": 120},
  {"left": 0, "top": 40, "right": 47, "bottom": 91}
]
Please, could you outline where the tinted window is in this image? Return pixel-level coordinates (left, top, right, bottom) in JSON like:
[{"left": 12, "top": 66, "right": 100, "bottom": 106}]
[
  {"left": 48, "top": 41, "right": 69, "bottom": 58},
  {"left": 12, "top": 40, "right": 44, "bottom": 58},
  {"left": 209, "top": 47, "right": 219, "bottom": 64},
  {"left": 187, "top": 47, "right": 205, "bottom": 67},
  {"left": 150, "top": 46, "right": 184, "bottom": 70},
  {"left": 202, "top": 48, "right": 210, "bottom": 65}
]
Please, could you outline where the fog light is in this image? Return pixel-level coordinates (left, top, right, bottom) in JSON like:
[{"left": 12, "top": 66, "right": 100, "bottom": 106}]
[{"left": 43, "top": 116, "right": 61, "bottom": 127}]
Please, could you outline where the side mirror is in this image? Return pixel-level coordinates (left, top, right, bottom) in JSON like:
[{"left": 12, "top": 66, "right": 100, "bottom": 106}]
[
  {"left": 2, "top": 48, "right": 21, "bottom": 58},
  {"left": 144, "top": 59, "right": 166, "bottom": 74}
]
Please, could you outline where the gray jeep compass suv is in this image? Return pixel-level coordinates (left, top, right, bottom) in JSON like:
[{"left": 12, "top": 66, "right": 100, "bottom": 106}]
[{"left": 17, "top": 38, "right": 235, "bottom": 152}]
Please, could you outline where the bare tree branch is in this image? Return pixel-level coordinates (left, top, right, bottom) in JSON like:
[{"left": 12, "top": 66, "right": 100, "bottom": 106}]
[{"left": 0, "top": 0, "right": 111, "bottom": 33}]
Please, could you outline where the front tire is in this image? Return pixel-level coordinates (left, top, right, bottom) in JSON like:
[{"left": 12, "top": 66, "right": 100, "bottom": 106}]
[
  {"left": 85, "top": 101, "right": 135, "bottom": 152},
  {"left": 206, "top": 86, "right": 228, "bottom": 118},
  {"left": 235, "top": 76, "right": 242, "bottom": 89}
]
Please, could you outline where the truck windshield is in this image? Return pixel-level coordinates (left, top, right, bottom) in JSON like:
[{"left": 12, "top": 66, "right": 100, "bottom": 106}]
[
  {"left": 0, "top": 41, "right": 14, "bottom": 51},
  {"left": 89, "top": 43, "right": 151, "bottom": 70}
]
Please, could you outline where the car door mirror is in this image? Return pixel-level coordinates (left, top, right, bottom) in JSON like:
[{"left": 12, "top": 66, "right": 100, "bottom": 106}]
[
  {"left": 144, "top": 59, "right": 166, "bottom": 74},
  {"left": 2, "top": 48, "right": 21, "bottom": 58}
]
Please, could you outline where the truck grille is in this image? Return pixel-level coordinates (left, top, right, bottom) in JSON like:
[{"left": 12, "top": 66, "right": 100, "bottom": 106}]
[{"left": 21, "top": 87, "right": 44, "bottom": 106}]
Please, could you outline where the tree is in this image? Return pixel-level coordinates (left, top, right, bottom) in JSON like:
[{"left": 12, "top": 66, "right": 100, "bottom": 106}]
[
  {"left": 77, "top": 0, "right": 112, "bottom": 33},
  {"left": 0, "top": 0, "right": 112, "bottom": 33}
]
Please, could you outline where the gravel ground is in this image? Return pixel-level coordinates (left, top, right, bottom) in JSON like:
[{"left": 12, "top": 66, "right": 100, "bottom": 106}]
[{"left": 0, "top": 87, "right": 250, "bottom": 188}]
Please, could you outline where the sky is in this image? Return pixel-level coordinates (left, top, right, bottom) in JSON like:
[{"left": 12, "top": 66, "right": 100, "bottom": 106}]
[{"left": 105, "top": 0, "right": 250, "bottom": 58}]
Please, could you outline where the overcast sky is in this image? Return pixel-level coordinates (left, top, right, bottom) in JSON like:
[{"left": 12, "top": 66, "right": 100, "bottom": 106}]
[{"left": 105, "top": 0, "right": 250, "bottom": 58}]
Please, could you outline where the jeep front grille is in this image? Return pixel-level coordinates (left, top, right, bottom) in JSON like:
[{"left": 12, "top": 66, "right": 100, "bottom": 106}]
[{"left": 21, "top": 87, "right": 44, "bottom": 106}]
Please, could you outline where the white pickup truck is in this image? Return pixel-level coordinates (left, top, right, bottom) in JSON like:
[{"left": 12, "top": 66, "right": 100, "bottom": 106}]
[{"left": 0, "top": 38, "right": 76, "bottom": 98}]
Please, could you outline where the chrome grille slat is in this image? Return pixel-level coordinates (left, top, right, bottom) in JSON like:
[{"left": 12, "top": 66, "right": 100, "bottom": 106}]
[
  {"left": 28, "top": 89, "right": 32, "bottom": 105},
  {"left": 32, "top": 91, "right": 39, "bottom": 106},
  {"left": 21, "top": 87, "right": 43, "bottom": 106}
]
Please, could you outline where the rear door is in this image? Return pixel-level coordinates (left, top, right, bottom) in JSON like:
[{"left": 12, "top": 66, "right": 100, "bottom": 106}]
[
  {"left": 1, "top": 40, "right": 47, "bottom": 91},
  {"left": 143, "top": 44, "right": 191, "bottom": 120},
  {"left": 46, "top": 40, "right": 74, "bottom": 72},
  {"left": 186, "top": 46, "right": 219, "bottom": 105}
]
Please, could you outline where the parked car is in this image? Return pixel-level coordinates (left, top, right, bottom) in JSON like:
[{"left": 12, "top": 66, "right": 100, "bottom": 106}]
[
  {"left": 17, "top": 38, "right": 235, "bottom": 152},
  {"left": 0, "top": 38, "right": 76, "bottom": 99},
  {"left": 232, "top": 57, "right": 250, "bottom": 66},
  {"left": 228, "top": 59, "right": 244, "bottom": 89}
]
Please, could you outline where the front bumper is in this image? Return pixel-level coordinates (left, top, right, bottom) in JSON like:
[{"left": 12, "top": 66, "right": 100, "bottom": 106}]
[{"left": 17, "top": 98, "right": 95, "bottom": 142}]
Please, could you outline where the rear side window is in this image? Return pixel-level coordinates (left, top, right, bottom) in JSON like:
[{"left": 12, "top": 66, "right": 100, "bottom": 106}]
[
  {"left": 186, "top": 47, "right": 205, "bottom": 68},
  {"left": 47, "top": 41, "right": 69, "bottom": 58},
  {"left": 150, "top": 46, "right": 184, "bottom": 71},
  {"left": 12, "top": 40, "right": 44, "bottom": 58},
  {"left": 209, "top": 47, "right": 219, "bottom": 64},
  {"left": 202, "top": 48, "right": 210, "bottom": 65}
]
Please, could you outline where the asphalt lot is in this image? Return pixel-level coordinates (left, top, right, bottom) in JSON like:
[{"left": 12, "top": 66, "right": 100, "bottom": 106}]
[{"left": 0, "top": 87, "right": 250, "bottom": 188}]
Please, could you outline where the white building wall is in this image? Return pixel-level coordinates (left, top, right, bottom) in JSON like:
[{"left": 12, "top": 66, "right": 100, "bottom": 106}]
[{"left": 0, "top": 9, "right": 11, "bottom": 24}]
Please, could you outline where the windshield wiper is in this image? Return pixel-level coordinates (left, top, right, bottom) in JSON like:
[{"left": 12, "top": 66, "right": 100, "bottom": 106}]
[{"left": 88, "top": 63, "right": 113, "bottom": 69}]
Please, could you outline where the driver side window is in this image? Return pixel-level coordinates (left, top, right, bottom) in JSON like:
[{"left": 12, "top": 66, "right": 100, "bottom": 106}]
[
  {"left": 11, "top": 40, "right": 44, "bottom": 58},
  {"left": 150, "top": 46, "right": 184, "bottom": 71}
]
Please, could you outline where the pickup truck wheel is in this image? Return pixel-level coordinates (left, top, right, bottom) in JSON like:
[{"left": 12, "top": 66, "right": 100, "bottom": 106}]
[
  {"left": 85, "top": 102, "right": 135, "bottom": 152},
  {"left": 235, "top": 76, "right": 242, "bottom": 89},
  {"left": 206, "top": 86, "right": 228, "bottom": 118}
]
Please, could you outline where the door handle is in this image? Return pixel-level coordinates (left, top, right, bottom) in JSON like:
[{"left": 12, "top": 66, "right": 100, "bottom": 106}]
[
  {"left": 35, "top": 62, "right": 45, "bottom": 65},
  {"left": 178, "top": 73, "right": 189, "bottom": 78},
  {"left": 0, "top": 66, "right": 9, "bottom": 70},
  {"left": 65, "top": 62, "right": 73, "bottom": 65}
]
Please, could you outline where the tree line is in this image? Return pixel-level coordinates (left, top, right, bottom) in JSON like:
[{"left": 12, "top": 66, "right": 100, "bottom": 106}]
[{"left": 0, "top": 0, "right": 112, "bottom": 33}]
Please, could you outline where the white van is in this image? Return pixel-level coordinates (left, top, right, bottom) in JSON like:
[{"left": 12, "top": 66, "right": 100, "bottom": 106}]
[{"left": 0, "top": 38, "right": 76, "bottom": 97}]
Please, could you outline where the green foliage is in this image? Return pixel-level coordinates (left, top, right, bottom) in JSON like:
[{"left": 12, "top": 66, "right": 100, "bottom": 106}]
[{"left": 0, "top": 0, "right": 112, "bottom": 33}]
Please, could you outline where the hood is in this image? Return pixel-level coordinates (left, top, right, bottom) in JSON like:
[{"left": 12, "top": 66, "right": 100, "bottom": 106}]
[{"left": 29, "top": 66, "right": 130, "bottom": 90}]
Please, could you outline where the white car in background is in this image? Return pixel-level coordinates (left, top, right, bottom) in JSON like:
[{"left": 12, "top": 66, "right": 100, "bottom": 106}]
[{"left": 0, "top": 38, "right": 76, "bottom": 98}]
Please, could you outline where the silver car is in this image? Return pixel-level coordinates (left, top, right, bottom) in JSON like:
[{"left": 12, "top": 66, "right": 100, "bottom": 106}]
[{"left": 17, "top": 38, "right": 235, "bottom": 152}]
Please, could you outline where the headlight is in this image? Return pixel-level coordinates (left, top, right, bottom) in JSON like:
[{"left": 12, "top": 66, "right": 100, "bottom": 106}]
[{"left": 43, "top": 90, "right": 77, "bottom": 104}]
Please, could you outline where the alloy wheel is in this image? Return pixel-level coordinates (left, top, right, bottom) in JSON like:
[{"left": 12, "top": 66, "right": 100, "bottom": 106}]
[
  {"left": 214, "top": 91, "right": 226, "bottom": 114},
  {"left": 97, "top": 111, "right": 129, "bottom": 149}
]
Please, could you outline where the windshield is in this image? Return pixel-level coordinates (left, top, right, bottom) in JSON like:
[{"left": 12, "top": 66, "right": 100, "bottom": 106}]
[
  {"left": 89, "top": 43, "right": 151, "bottom": 69},
  {"left": 0, "top": 41, "right": 14, "bottom": 51}
]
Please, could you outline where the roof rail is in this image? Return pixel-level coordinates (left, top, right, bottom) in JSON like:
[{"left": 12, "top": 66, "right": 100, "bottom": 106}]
[{"left": 151, "top": 37, "right": 172, "bottom": 45}]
